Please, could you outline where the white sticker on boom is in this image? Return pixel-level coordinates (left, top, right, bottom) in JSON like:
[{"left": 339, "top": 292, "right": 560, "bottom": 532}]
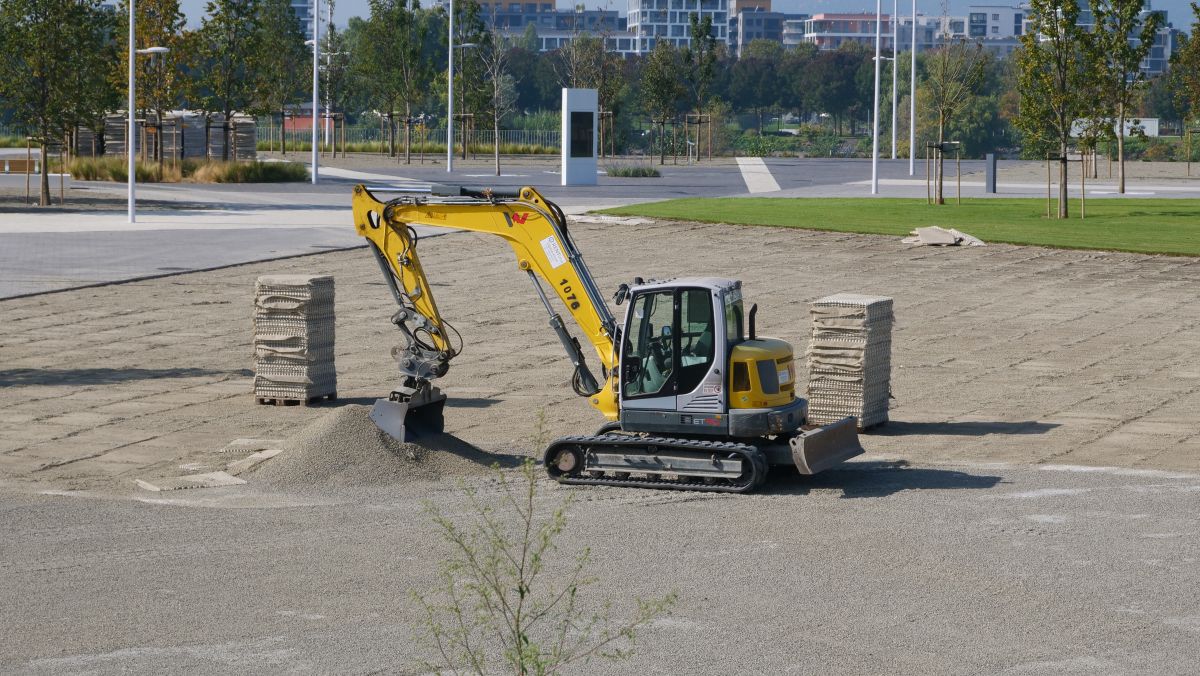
[{"left": 540, "top": 235, "right": 568, "bottom": 269}]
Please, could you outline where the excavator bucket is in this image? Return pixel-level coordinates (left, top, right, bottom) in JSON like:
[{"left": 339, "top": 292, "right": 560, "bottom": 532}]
[
  {"left": 789, "top": 417, "right": 865, "bottom": 475},
  {"left": 369, "top": 391, "right": 446, "bottom": 443}
]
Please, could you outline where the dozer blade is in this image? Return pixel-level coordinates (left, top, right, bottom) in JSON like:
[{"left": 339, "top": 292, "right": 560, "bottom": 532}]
[
  {"left": 369, "top": 393, "right": 446, "bottom": 443},
  {"left": 789, "top": 417, "right": 865, "bottom": 475}
]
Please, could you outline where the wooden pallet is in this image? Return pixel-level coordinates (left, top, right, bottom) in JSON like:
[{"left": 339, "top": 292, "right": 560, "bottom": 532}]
[{"left": 255, "top": 392, "right": 337, "bottom": 407}]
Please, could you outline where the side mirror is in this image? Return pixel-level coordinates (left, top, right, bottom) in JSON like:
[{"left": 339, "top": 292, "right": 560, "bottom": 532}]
[
  {"left": 661, "top": 325, "right": 672, "bottom": 338},
  {"left": 613, "top": 283, "right": 630, "bottom": 305}
]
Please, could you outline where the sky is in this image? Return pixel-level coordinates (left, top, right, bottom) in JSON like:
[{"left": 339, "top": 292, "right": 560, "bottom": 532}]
[{"left": 176, "top": 0, "right": 1197, "bottom": 30}]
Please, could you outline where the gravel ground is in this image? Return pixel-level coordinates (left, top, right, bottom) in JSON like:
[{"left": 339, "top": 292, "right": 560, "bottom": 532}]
[
  {"left": 2, "top": 215, "right": 1200, "bottom": 673},
  {"left": 250, "top": 404, "right": 515, "bottom": 489},
  {"left": 2, "top": 216, "right": 1199, "bottom": 493}
]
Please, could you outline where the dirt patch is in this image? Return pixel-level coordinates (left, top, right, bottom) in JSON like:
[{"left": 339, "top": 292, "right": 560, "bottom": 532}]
[{"left": 250, "top": 404, "right": 517, "bottom": 489}]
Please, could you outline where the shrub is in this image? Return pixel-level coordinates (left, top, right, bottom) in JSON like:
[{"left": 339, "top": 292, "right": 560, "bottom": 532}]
[
  {"left": 60, "top": 156, "right": 306, "bottom": 183},
  {"left": 414, "top": 456, "right": 677, "bottom": 674},
  {"left": 604, "top": 163, "right": 661, "bottom": 177}
]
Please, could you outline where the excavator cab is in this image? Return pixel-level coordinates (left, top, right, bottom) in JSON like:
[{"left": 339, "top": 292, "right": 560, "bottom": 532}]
[{"left": 614, "top": 277, "right": 863, "bottom": 474}]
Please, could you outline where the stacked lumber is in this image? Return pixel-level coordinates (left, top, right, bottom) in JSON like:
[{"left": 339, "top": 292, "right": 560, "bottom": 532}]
[
  {"left": 806, "top": 294, "right": 893, "bottom": 429},
  {"left": 253, "top": 274, "right": 336, "bottom": 405}
]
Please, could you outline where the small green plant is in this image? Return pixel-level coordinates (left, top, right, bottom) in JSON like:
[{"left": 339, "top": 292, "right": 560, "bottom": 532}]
[
  {"left": 604, "top": 163, "right": 661, "bottom": 178},
  {"left": 414, "top": 452, "right": 676, "bottom": 674}
]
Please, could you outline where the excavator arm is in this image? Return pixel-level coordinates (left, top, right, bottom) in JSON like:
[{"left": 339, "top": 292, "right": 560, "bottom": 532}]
[{"left": 351, "top": 184, "right": 621, "bottom": 437}]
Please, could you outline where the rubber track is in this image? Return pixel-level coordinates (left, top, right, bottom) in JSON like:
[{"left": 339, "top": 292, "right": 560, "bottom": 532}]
[{"left": 543, "top": 434, "right": 769, "bottom": 494}]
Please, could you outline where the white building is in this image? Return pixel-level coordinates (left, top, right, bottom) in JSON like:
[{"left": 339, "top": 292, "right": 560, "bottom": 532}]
[
  {"left": 290, "top": 0, "right": 316, "bottom": 40},
  {"left": 627, "top": 0, "right": 728, "bottom": 53}
]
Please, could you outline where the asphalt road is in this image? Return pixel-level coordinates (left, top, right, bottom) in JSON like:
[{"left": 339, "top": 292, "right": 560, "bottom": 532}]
[
  {"left": 0, "top": 157, "right": 940, "bottom": 299},
  {"left": 2, "top": 461, "right": 1197, "bottom": 674}
]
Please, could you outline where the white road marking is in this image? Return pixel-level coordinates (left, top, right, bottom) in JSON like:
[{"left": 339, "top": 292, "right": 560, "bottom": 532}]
[{"left": 736, "top": 157, "right": 781, "bottom": 193}]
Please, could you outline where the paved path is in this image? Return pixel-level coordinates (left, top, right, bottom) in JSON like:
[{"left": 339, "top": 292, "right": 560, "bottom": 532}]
[
  {"left": 2, "top": 215, "right": 1200, "bottom": 674},
  {"left": 1, "top": 460, "right": 1197, "bottom": 674},
  {"left": 3, "top": 158, "right": 1199, "bottom": 298},
  {"left": 2, "top": 219, "right": 1198, "bottom": 493}
]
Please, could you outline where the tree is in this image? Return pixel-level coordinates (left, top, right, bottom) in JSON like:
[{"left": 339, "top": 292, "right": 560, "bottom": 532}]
[
  {"left": 923, "top": 40, "right": 986, "bottom": 204},
  {"left": 639, "top": 40, "right": 684, "bottom": 164},
  {"left": 1090, "top": 0, "right": 1162, "bottom": 193},
  {"left": 358, "top": 0, "right": 439, "bottom": 161},
  {"left": 112, "top": 0, "right": 186, "bottom": 164},
  {"left": 682, "top": 13, "right": 718, "bottom": 118},
  {"left": 320, "top": 19, "right": 353, "bottom": 148},
  {"left": 0, "top": 0, "right": 113, "bottom": 205},
  {"left": 479, "top": 28, "right": 516, "bottom": 175},
  {"left": 193, "top": 0, "right": 262, "bottom": 161},
  {"left": 414, "top": 459, "right": 676, "bottom": 675},
  {"left": 728, "top": 52, "right": 777, "bottom": 134},
  {"left": 1168, "top": 3, "right": 1200, "bottom": 128},
  {"left": 252, "top": 0, "right": 307, "bottom": 155},
  {"left": 1015, "top": 0, "right": 1092, "bottom": 218}
]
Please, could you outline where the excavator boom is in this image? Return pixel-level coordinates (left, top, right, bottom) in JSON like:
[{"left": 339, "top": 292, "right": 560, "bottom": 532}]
[{"left": 352, "top": 184, "right": 620, "bottom": 439}]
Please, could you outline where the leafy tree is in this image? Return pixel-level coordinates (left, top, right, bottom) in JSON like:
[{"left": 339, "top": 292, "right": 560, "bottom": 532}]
[
  {"left": 479, "top": 28, "right": 516, "bottom": 175},
  {"left": 192, "top": 0, "right": 262, "bottom": 160},
  {"left": 112, "top": 0, "right": 187, "bottom": 163},
  {"left": 320, "top": 20, "right": 353, "bottom": 143},
  {"left": 639, "top": 40, "right": 684, "bottom": 164},
  {"left": 922, "top": 40, "right": 986, "bottom": 203},
  {"left": 357, "top": 0, "right": 440, "bottom": 161},
  {"left": 1015, "top": 0, "right": 1092, "bottom": 218},
  {"left": 253, "top": 0, "right": 307, "bottom": 155},
  {"left": 682, "top": 13, "right": 718, "bottom": 117},
  {"left": 0, "top": 0, "right": 113, "bottom": 205},
  {"left": 728, "top": 51, "right": 777, "bottom": 134},
  {"left": 802, "top": 47, "right": 862, "bottom": 135},
  {"left": 1089, "top": 0, "right": 1162, "bottom": 193},
  {"left": 1168, "top": 3, "right": 1200, "bottom": 127}
]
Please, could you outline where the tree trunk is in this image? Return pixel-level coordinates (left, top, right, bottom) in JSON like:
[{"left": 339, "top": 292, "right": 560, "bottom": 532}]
[
  {"left": 1058, "top": 150, "right": 1069, "bottom": 219},
  {"left": 281, "top": 110, "right": 287, "bottom": 156},
  {"left": 404, "top": 103, "right": 412, "bottom": 164},
  {"left": 494, "top": 111, "right": 500, "bottom": 176},
  {"left": 39, "top": 141, "right": 50, "bottom": 207},
  {"left": 659, "top": 120, "right": 666, "bottom": 165},
  {"left": 388, "top": 112, "right": 396, "bottom": 158},
  {"left": 221, "top": 117, "right": 230, "bottom": 162},
  {"left": 936, "top": 115, "right": 945, "bottom": 205},
  {"left": 1117, "top": 102, "right": 1126, "bottom": 194}
]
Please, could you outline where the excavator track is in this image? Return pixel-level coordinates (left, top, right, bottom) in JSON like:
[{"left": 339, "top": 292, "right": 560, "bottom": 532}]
[{"left": 543, "top": 435, "right": 769, "bottom": 493}]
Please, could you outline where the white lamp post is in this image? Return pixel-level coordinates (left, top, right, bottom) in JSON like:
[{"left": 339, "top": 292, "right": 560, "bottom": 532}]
[
  {"left": 891, "top": 0, "right": 898, "bottom": 160},
  {"left": 871, "top": 0, "right": 882, "bottom": 195},
  {"left": 127, "top": 22, "right": 170, "bottom": 225},
  {"left": 910, "top": 0, "right": 918, "bottom": 176},
  {"left": 447, "top": 0, "right": 455, "bottom": 172},
  {"left": 308, "top": 0, "right": 320, "bottom": 185}
]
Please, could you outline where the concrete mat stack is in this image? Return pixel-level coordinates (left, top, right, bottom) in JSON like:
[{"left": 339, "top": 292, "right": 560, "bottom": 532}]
[
  {"left": 254, "top": 274, "right": 336, "bottom": 405},
  {"left": 806, "top": 294, "right": 893, "bottom": 429}
]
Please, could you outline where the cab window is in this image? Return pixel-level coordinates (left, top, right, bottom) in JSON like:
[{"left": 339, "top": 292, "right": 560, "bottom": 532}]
[
  {"left": 678, "top": 288, "right": 715, "bottom": 394},
  {"left": 623, "top": 290, "right": 674, "bottom": 397}
]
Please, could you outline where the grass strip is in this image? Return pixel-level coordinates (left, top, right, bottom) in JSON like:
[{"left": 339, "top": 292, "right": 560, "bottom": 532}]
[{"left": 599, "top": 197, "right": 1200, "bottom": 256}]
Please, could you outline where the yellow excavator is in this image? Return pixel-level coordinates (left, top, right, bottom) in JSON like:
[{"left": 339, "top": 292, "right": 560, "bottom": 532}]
[{"left": 351, "top": 184, "right": 864, "bottom": 493}]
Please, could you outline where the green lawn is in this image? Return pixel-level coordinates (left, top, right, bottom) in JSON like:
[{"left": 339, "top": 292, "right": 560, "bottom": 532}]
[{"left": 599, "top": 198, "right": 1200, "bottom": 256}]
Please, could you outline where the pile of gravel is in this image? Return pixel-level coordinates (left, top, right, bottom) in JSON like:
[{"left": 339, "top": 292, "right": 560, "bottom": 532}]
[{"left": 251, "top": 404, "right": 510, "bottom": 488}]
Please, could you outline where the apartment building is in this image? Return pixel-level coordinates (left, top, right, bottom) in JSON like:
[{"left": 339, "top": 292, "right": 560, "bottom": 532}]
[
  {"left": 802, "top": 13, "right": 894, "bottom": 50},
  {"left": 627, "top": 0, "right": 729, "bottom": 52}
]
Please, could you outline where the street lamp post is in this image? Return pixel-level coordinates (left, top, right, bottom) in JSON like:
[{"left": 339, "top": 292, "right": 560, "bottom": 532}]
[
  {"left": 891, "top": 0, "right": 898, "bottom": 160},
  {"left": 447, "top": 0, "right": 455, "bottom": 172},
  {"left": 127, "top": 18, "right": 169, "bottom": 226},
  {"left": 309, "top": 0, "right": 320, "bottom": 185},
  {"left": 910, "top": 0, "right": 917, "bottom": 176},
  {"left": 871, "top": 0, "right": 882, "bottom": 195}
]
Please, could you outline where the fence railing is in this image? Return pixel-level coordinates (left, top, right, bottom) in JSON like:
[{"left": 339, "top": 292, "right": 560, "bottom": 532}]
[{"left": 259, "top": 124, "right": 561, "bottom": 152}]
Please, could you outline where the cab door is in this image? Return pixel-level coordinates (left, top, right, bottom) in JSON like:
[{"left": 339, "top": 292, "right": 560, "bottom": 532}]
[{"left": 619, "top": 290, "right": 677, "bottom": 411}]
